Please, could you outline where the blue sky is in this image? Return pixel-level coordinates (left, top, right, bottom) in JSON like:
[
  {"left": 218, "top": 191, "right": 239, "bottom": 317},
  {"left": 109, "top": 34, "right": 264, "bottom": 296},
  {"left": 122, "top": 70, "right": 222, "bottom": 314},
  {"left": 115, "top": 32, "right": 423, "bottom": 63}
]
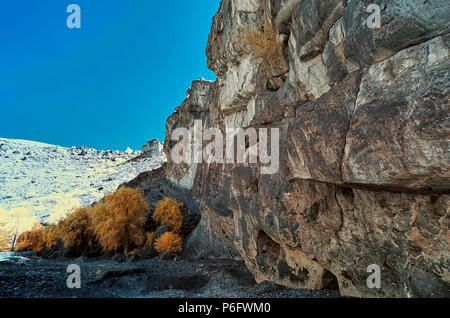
[{"left": 0, "top": 1, "right": 220, "bottom": 151}]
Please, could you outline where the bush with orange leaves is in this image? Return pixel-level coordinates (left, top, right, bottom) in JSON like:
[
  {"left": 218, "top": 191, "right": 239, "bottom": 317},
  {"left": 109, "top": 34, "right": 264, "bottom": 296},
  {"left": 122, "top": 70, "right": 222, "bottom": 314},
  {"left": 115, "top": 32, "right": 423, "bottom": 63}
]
[
  {"left": 238, "top": 16, "right": 283, "bottom": 71},
  {"left": 145, "top": 232, "right": 155, "bottom": 247},
  {"left": 91, "top": 187, "right": 149, "bottom": 256},
  {"left": 43, "top": 224, "right": 63, "bottom": 250},
  {"left": 15, "top": 224, "right": 46, "bottom": 252},
  {"left": 59, "top": 206, "right": 95, "bottom": 255},
  {"left": 0, "top": 232, "right": 10, "bottom": 252},
  {"left": 0, "top": 218, "right": 11, "bottom": 251},
  {"left": 153, "top": 197, "right": 183, "bottom": 232},
  {"left": 15, "top": 223, "right": 65, "bottom": 253},
  {"left": 154, "top": 231, "right": 183, "bottom": 254}
]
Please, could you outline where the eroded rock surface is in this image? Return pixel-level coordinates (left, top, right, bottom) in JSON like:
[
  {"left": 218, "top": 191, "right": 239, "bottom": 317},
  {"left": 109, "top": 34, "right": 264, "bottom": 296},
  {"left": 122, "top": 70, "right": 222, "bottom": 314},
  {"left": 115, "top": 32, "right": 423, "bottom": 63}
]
[{"left": 162, "top": 0, "right": 450, "bottom": 297}]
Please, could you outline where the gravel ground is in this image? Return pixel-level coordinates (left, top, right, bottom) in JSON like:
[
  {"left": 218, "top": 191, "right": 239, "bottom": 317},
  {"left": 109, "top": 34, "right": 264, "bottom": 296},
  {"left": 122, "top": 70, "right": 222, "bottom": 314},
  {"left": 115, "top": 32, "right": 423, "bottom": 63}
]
[{"left": 0, "top": 253, "right": 342, "bottom": 298}]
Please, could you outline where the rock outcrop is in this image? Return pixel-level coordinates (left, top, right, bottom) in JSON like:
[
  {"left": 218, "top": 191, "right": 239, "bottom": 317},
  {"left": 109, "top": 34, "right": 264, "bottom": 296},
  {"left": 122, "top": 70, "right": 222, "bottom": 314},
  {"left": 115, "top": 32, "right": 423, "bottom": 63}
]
[
  {"left": 162, "top": 0, "right": 450, "bottom": 297},
  {"left": 141, "top": 139, "right": 164, "bottom": 158}
]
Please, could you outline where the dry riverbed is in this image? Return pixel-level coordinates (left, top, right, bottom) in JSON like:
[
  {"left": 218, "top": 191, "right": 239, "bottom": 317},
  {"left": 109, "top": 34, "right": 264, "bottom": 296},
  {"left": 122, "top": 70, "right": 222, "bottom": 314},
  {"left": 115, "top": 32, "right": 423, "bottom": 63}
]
[{"left": 0, "top": 252, "right": 341, "bottom": 298}]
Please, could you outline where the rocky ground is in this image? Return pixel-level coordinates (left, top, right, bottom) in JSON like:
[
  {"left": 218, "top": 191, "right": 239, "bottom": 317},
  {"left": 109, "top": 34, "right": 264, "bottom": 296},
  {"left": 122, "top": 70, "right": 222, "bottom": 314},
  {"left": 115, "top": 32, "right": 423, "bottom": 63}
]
[{"left": 0, "top": 253, "right": 341, "bottom": 298}]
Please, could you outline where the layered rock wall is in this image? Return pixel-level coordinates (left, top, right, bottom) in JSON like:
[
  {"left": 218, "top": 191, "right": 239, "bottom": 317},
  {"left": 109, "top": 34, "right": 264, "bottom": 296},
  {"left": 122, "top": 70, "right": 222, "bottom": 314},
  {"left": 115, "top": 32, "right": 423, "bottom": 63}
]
[{"left": 163, "top": 0, "right": 450, "bottom": 297}]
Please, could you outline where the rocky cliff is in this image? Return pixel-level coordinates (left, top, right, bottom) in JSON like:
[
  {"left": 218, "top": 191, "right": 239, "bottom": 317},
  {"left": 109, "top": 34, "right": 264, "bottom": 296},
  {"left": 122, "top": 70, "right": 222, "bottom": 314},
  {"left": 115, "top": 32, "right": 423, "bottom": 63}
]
[{"left": 162, "top": 0, "right": 450, "bottom": 297}]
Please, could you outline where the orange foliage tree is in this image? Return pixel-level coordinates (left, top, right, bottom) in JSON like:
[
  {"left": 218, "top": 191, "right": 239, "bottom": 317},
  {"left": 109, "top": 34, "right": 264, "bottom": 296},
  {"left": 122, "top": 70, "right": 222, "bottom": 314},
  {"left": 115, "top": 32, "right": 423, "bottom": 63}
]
[
  {"left": 15, "top": 224, "right": 45, "bottom": 253},
  {"left": 153, "top": 197, "right": 183, "bottom": 232},
  {"left": 0, "top": 217, "right": 11, "bottom": 251},
  {"left": 154, "top": 231, "right": 183, "bottom": 254},
  {"left": 16, "top": 223, "right": 64, "bottom": 252},
  {"left": 91, "top": 187, "right": 149, "bottom": 256},
  {"left": 145, "top": 232, "right": 155, "bottom": 247},
  {"left": 43, "top": 224, "right": 63, "bottom": 250},
  {"left": 60, "top": 207, "right": 95, "bottom": 255},
  {"left": 0, "top": 234, "right": 10, "bottom": 252}
]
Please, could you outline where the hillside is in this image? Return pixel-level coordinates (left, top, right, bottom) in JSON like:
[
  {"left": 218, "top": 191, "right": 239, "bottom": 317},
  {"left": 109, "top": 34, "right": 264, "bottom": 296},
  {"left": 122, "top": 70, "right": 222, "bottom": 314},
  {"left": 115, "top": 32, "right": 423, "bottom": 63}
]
[{"left": 0, "top": 138, "right": 166, "bottom": 222}]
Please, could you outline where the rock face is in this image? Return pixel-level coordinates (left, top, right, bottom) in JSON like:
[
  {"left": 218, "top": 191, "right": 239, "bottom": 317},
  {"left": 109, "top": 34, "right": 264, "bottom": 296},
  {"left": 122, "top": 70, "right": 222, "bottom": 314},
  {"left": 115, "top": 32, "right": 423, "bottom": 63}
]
[
  {"left": 162, "top": 0, "right": 450, "bottom": 297},
  {"left": 141, "top": 139, "right": 164, "bottom": 158}
]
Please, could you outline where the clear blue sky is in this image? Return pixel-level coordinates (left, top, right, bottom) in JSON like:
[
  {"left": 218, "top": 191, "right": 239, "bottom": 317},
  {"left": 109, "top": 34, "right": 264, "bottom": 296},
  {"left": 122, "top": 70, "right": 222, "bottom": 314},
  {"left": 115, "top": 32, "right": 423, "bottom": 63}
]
[{"left": 0, "top": 1, "right": 220, "bottom": 151}]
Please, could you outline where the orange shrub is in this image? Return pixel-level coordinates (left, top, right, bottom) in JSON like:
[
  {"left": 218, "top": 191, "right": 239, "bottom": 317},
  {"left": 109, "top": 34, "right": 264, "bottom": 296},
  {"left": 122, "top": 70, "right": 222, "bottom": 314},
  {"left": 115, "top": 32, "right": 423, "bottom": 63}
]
[
  {"left": 154, "top": 231, "right": 183, "bottom": 254},
  {"left": 238, "top": 16, "right": 283, "bottom": 70},
  {"left": 153, "top": 197, "right": 183, "bottom": 232},
  {"left": 145, "top": 232, "right": 155, "bottom": 247},
  {"left": 60, "top": 207, "right": 95, "bottom": 254},
  {"left": 12, "top": 223, "right": 65, "bottom": 252},
  {"left": 11, "top": 187, "right": 152, "bottom": 257},
  {"left": 0, "top": 219, "right": 10, "bottom": 251},
  {"left": 43, "top": 224, "right": 63, "bottom": 250},
  {"left": 15, "top": 224, "right": 45, "bottom": 252},
  {"left": 0, "top": 232, "right": 10, "bottom": 252},
  {"left": 91, "top": 187, "right": 149, "bottom": 255}
]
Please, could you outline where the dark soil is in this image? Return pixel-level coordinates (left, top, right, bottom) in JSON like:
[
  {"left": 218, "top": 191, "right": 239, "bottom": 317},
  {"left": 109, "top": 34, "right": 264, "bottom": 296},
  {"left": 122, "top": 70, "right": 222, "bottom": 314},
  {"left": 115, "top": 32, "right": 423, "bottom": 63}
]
[{"left": 0, "top": 254, "right": 342, "bottom": 298}]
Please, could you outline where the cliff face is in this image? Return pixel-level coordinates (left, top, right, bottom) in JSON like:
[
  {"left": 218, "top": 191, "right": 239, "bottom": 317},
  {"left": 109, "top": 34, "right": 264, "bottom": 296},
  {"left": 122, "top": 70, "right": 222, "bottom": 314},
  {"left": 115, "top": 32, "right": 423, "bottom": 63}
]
[{"left": 163, "top": 0, "right": 450, "bottom": 297}]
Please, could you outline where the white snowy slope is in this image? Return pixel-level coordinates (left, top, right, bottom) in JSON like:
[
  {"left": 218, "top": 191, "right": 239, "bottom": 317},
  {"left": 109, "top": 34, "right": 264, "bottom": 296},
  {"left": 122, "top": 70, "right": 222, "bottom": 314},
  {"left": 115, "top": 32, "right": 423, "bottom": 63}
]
[{"left": 0, "top": 138, "right": 166, "bottom": 223}]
